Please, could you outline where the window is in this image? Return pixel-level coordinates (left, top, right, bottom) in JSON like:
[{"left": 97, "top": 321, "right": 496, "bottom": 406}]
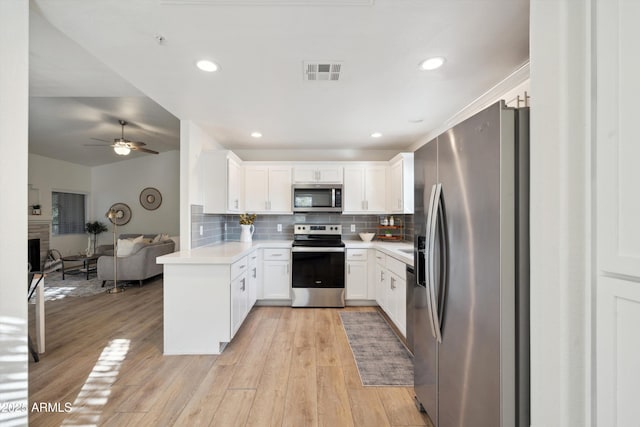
[{"left": 52, "top": 192, "right": 86, "bottom": 235}]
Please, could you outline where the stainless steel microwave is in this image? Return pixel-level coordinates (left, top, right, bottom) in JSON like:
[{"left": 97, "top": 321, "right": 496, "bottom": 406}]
[{"left": 292, "top": 184, "right": 343, "bottom": 213}]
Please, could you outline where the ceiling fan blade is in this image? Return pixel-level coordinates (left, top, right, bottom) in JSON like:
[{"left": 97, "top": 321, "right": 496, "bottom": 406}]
[
  {"left": 126, "top": 141, "right": 147, "bottom": 147},
  {"left": 84, "top": 144, "right": 110, "bottom": 147},
  {"left": 90, "top": 137, "right": 111, "bottom": 143},
  {"left": 133, "top": 147, "right": 159, "bottom": 154}
]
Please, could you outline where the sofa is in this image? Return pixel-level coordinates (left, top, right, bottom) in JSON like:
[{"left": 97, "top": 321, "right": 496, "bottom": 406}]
[{"left": 97, "top": 234, "right": 175, "bottom": 287}]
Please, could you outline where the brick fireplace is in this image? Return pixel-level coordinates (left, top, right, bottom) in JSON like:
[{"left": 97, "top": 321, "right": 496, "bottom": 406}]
[{"left": 28, "top": 219, "right": 50, "bottom": 271}]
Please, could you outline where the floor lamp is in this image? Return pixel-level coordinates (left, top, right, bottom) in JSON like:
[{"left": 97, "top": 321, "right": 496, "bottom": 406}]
[{"left": 106, "top": 208, "right": 125, "bottom": 294}]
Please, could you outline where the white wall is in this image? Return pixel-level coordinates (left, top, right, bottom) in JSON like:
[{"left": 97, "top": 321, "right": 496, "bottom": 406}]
[
  {"left": 92, "top": 150, "right": 180, "bottom": 245},
  {"left": 0, "top": 1, "right": 29, "bottom": 423},
  {"left": 28, "top": 153, "right": 93, "bottom": 256},
  {"left": 180, "top": 120, "right": 224, "bottom": 250},
  {"left": 530, "top": 1, "right": 592, "bottom": 426}
]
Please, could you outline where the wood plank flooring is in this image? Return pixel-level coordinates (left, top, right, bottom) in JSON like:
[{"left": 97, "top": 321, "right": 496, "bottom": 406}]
[{"left": 28, "top": 278, "right": 432, "bottom": 427}]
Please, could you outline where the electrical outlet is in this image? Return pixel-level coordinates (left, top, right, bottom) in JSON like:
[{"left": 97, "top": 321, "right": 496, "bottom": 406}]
[
  {"left": 277, "top": 224, "right": 282, "bottom": 232},
  {"left": 199, "top": 225, "right": 204, "bottom": 236},
  {"left": 350, "top": 224, "right": 356, "bottom": 232}
]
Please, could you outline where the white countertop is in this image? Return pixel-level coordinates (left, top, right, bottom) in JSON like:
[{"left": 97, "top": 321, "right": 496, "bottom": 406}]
[
  {"left": 343, "top": 240, "right": 414, "bottom": 266},
  {"left": 158, "top": 239, "right": 413, "bottom": 266},
  {"left": 157, "top": 240, "right": 291, "bottom": 265}
]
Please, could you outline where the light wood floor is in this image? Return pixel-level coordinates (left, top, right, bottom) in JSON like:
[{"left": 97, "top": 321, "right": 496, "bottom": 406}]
[{"left": 28, "top": 278, "right": 432, "bottom": 427}]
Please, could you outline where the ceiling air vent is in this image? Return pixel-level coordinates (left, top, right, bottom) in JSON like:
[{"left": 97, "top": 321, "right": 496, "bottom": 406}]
[{"left": 304, "top": 62, "right": 343, "bottom": 81}]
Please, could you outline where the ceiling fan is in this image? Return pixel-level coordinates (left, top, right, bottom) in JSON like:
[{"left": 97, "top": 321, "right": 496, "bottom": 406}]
[{"left": 87, "top": 120, "right": 159, "bottom": 156}]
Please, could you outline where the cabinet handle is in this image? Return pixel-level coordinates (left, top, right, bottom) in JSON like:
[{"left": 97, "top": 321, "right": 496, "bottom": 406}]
[
  {"left": 348, "top": 264, "right": 351, "bottom": 274},
  {"left": 352, "top": 253, "right": 363, "bottom": 257},
  {"left": 365, "top": 200, "right": 369, "bottom": 210},
  {"left": 286, "top": 264, "right": 289, "bottom": 274},
  {"left": 271, "top": 253, "right": 283, "bottom": 257},
  {"left": 380, "top": 271, "right": 385, "bottom": 281},
  {"left": 252, "top": 268, "right": 257, "bottom": 278},
  {"left": 239, "top": 265, "right": 246, "bottom": 269},
  {"left": 390, "top": 276, "right": 396, "bottom": 289},
  {"left": 241, "top": 278, "right": 246, "bottom": 291}
]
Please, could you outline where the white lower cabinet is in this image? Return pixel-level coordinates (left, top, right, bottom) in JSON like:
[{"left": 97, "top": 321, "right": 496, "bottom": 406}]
[
  {"left": 247, "top": 250, "right": 258, "bottom": 307},
  {"left": 374, "top": 250, "right": 407, "bottom": 337},
  {"left": 262, "top": 248, "right": 291, "bottom": 299},
  {"left": 346, "top": 249, "right": 369, "bottom": 299},
  {"left": 230, "top": 256, "right": 250, "bottom": 337}
]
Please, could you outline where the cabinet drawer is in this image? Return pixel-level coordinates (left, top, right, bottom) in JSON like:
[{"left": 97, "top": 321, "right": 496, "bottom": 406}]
[
  {"left": 386, "top": 256, "right": 406, "bottom": 278},
  {"left": 231, "top": 256, "right": 248, "bottom": 279},
  {"left": 375, "top": 250, "right": 386, "bottom": 265},
  {"left": 263, "top": 248, "right": 290, "bottom": 261},
  {"left": 347, "top": 249, "right": 368, "bottom": 261}
]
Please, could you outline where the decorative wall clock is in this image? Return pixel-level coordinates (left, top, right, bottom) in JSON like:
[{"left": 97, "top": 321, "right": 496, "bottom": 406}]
[
  {"left": 139, "top": 187, "right": 162, "bottom": 211},
  {"left": 108, "top": 203, "right": 132, "bottom": 226}
]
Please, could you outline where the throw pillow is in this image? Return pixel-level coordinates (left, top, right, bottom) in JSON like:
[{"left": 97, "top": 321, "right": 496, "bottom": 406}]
[
  {"left": 161, "top": 233, "right": 171, "bottom": 241},
  {"left": 152, "top": 234, "right": 162, "bottom": 243},
  {"left": 117, "top": 235, "right": 144, "bottom": 257}
]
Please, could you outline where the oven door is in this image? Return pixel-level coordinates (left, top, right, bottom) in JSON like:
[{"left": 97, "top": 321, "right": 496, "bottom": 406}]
[{"left": 291, "top": 247, "right": 345, "bottom": 289}]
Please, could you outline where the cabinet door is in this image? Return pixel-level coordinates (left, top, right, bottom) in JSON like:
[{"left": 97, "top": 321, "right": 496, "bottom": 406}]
[
  {"left": 247, "top": 252, "right": 258, "bottom": 307},
  {"left": 317, "top": 166, "right": 343, "bottom": 183},
  {"left": 268, "top": 167, "right": 292, "bottom": 213},
  {"left": 364, "top": 165, "right": 387, "bottom": 213},
  {"left": 263, "top": 261, "right": 290, "bottom": 299},
  {"left": 374, "top": 262, "right": 387, "bottom": 310},
  {"left": 292, "top": 167, "right": 317, "bottom": 183},
  {"left": 346, "top": 261, "right": 368, "bottom": 299},
  {"left": 390, "top": 273, "right": 407, "bottom": 337},
  {"left": 244, "top": 166, "right": 269, "bottom": 212},
  {"left": 389, "top": 159, "right": 403, "bottom": 212},
  {"left": 343, "top": 167, "right": 365, "bottom": 212},
  {"left": 231, "top": 273, "right": 247, "bottom": 336},
  {"left": 228, "top": 157, "right": 243, "bottom": 212}
]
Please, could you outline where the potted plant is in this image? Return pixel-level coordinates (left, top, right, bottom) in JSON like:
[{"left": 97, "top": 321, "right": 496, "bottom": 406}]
[
  {"left": 85, "top": 221, "right": 109, "bottom": 255},
  {"left": 31, "top": 204, "right": 41, "bottom": 215}
]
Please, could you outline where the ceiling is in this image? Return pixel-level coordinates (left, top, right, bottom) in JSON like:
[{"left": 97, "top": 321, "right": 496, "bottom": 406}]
[{"left": 30, "top": 0, "right": 529, "bottom": 167}]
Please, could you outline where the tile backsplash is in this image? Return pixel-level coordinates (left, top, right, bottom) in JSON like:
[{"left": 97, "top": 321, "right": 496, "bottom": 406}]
[{"left": 191, "top": 204, "right": 413, "bottom": 249}]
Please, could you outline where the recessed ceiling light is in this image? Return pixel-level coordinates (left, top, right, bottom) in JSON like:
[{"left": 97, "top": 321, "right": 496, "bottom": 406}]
[
  {"left": 196, "top": 60, "right": 219, "bottom": 72},
  {"left": 419, "top": 57, "right": 445, "bottom": 71},
  {"left": 409, "top": 118, "right": 424, "bottom": 123},
  {"left": 251, "top": 132, "right": 262, "bottom": 138},
  {"left": 371, "top": 132, "right": 382, "bottom": 138}
]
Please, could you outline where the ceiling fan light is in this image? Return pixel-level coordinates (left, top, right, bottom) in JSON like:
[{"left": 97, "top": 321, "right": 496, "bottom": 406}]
[{"left": 113, "top": 143, "right": 131, "bottom": 155}]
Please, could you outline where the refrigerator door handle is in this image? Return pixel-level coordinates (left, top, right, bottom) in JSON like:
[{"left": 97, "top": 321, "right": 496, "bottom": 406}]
[
  {"left": 425, "top": 183, "right": 438, "bottom": 339},
  {"left": 429, "top": 183, "right": 446, "bottom": 343}
]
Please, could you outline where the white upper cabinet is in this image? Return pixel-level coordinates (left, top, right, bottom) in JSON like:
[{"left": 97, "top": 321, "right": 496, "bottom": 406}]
[
  {"left": 388, "top": 153, "right": 414, "bottom": 214},
  {"left": 343, "top": 163, "right": 387, "bottom": 214},
  {"left": 292, "top": 164, "right": 343, "bottom": 183},
  {"left": 201, "top": 150, "right": 243, "bottom": 214},
  {"left": 244, "top": 164, "right": 292, "bottom": 214}
]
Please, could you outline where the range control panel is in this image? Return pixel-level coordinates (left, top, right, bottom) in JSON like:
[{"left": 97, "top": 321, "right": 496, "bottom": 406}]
[{"left": 294, "top": 224, "right": 342, "bottom": 235}]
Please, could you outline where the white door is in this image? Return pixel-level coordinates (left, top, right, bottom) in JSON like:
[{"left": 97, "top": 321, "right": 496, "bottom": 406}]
[
  {"left": 262, "top": 261, "right": 290, "bottom": 299},
  {"left": 343, "top": 167, "right": 365, "bottom": 212},
  {"left": 596, "top": 1, "right": 640, "bottom": 424},
  {"left": 346, "top": 261, "right": 368, "bottom": 299},
  {"left": 364, "top": 165, "right": 387, "bottom": 213}
]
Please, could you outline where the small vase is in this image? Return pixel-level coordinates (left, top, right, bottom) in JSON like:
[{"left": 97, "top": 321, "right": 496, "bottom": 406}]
[
  {"left": 240, "top": 224, "right": 255, "bottom": 242},
  {"left": 86, "top": 236, "right": 93, "bottom": 256}
]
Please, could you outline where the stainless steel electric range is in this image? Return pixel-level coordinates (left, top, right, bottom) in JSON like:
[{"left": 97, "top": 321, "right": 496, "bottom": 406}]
[{"left": 291, "top": 224, "right": 345, "bottom": 308}]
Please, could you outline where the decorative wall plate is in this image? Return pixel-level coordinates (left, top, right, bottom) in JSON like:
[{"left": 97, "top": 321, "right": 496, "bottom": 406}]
[
  {"left": 139, "top": 187, "right": 162, "bottom": 210},
  {"left": 108, "top": 203, "right": 132, "bottom": 226}
]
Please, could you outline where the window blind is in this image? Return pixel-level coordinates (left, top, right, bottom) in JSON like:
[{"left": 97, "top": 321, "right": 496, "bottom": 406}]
[{"left": 52, "top": 192, "right": 86, "bottom": 235}]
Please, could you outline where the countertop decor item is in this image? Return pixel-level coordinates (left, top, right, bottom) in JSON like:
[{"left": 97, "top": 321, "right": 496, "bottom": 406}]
[
  {"left": 239, "top": 213, "right": 257, "bottom": 225},
  {"left": 359, "top": 232, "right": 375, "bottom": 242},
  {"left": 139, "top": 187, "right": 162, "bottom": 210},
  {"left": 239, "top": 213, "right": 256, "bottom": 242},
  {"left": 107, "top": 203, "right": 132, "bottom": 226}
]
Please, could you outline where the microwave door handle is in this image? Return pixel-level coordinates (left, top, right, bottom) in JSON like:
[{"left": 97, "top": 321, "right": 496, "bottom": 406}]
[{"left": 332, "top": 188, "right": 335, "bottom": 208}]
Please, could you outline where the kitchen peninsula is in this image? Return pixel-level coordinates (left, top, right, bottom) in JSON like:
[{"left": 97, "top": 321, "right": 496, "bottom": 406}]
[{"left": 157, "top": 239, "right": 412, "bottom": 355}]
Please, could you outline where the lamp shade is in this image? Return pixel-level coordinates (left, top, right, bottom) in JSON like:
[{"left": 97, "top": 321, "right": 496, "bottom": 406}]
[{"left": 113, "top": 141, "right": 131, "bottom": 155}]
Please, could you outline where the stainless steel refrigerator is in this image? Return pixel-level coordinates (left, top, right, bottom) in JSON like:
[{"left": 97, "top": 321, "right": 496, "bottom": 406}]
[{"left": 413, "top": 101, "right": 529, "bottom": 427}]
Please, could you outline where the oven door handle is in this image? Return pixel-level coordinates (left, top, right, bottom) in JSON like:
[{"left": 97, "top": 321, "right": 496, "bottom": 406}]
[{"left": 291, "top": 247, "right": 345, "bottom": 253}]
